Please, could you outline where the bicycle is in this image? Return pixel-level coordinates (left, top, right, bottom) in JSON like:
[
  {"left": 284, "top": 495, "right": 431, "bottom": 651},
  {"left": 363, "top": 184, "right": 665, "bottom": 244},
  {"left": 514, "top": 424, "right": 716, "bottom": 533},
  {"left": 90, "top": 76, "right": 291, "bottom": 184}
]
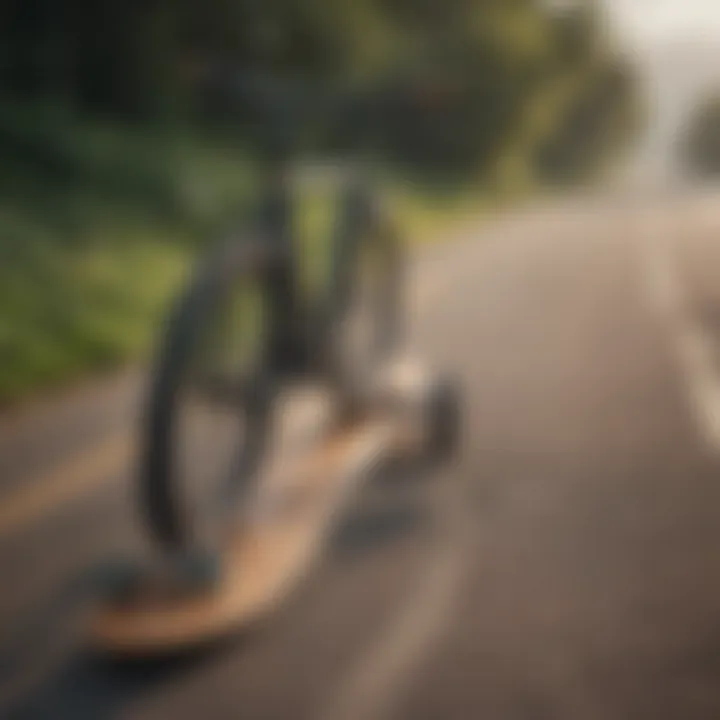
[
  {"left": 141, "top": 76, "right": 405, "bottom": 560},
  {"left": 89, "top": 76, "right": 459, "bottom": 654}
]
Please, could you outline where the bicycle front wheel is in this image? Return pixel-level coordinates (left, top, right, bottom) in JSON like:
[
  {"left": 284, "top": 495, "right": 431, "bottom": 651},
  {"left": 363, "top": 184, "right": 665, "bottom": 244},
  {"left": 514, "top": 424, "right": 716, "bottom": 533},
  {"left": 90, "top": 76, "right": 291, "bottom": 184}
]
[{"left": 141, "top": 236, "right": 284, "bottom": 555}]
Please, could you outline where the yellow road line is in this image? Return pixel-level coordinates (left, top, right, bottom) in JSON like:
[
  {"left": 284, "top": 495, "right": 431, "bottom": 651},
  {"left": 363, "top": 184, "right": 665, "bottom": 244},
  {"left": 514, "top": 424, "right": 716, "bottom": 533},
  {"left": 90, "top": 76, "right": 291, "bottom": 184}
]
[{"left": 0, "top": 432, "right": 133, "bottom": 539}]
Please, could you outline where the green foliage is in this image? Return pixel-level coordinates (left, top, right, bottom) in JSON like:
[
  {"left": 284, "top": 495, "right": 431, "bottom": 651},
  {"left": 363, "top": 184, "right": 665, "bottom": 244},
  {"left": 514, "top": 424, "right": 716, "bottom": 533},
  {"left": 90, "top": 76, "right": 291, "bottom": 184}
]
[
  {"left": 528, "top": 54, "right": 643, "bottom": 186},
  {"left": 0, "top": 0, "right": 643, "bottom": 400},
  {"left": 1, "top": 0, "right": 640, "bottom": 181},
  {"left": 0, "top": 213, "right": 191, "bottom": 403},
  {"left": 0, "top": 108, "right": 254, "bottom": 403}
]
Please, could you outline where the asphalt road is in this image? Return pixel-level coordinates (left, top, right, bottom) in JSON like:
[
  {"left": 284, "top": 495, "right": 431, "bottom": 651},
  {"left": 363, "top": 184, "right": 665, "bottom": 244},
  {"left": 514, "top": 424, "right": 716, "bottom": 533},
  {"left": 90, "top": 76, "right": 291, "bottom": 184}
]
[{"left": 4, "top": 187, "right": 720, "bottom": 719}]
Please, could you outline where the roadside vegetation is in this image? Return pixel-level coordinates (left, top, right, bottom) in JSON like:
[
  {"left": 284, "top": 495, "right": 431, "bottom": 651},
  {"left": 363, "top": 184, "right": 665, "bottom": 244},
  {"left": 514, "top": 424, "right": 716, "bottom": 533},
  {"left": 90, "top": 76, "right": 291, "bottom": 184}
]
[
  {"left": 0, "top": 0, "right": 642, "bottom": 403},
  {"left": 680, "top": 92, "right": 720, "bottom": 179}
]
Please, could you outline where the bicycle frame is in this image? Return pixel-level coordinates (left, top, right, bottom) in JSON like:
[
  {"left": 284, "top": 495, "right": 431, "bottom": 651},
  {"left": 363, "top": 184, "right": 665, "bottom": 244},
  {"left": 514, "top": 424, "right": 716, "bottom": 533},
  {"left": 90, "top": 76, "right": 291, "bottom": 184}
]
[
  {"left": 202, "top": 73, "right": 384, "bottom": 394},
  {"left": 246, "top": 163, "right": 373, "bottom": 386},
  {"left": 254, "top": 163, "right": 376, "bottom": 382}
]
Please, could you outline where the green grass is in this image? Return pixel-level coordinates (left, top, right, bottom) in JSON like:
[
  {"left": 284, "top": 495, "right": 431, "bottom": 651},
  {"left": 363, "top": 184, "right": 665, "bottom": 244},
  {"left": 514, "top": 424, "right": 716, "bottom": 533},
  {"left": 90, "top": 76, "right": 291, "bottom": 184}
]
[
  {"left": 0, "top": 104, "right": 249, "bottom": 404},
  {"left": 0, "top": 105, "right": 489, "bottom": 405},
  {"left": 0, "top": 212, "right": 192, "bottom": 402},
  {"left": 392, "top": 184, "right": 493, "bottom": 243}
]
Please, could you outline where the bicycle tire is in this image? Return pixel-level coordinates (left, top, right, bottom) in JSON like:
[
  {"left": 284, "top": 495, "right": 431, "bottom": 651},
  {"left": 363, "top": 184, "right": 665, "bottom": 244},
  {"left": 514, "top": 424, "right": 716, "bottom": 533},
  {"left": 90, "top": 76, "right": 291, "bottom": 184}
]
[{"left": 141, "top": 236, "right": 285, "bottom": 553}]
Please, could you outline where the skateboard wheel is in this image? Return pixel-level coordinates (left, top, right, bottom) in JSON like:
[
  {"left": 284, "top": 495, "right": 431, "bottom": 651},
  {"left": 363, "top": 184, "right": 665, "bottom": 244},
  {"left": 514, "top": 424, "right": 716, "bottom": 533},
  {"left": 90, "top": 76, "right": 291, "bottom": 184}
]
[
  {"left": 173, "top": 550, "right": 224, "bottom": 592},
  {"left": 95, "top": 558, "right": 147, "bottom": 604},
  {"left": 96, "top": 551, "right": 223, "bottom": 606},
  {"left": 423, "top": 375, "right": 461, "bottom": 465}
]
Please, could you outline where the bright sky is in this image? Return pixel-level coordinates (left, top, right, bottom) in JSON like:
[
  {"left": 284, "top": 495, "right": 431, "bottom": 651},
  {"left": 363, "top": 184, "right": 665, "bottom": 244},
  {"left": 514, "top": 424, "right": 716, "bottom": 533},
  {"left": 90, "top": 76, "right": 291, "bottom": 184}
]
[
  {"left": 608, "top": 0, "right": 720, "bottom": 45},
  {"left": 602, "top": 0, "right": 720, "bottom": 177}
]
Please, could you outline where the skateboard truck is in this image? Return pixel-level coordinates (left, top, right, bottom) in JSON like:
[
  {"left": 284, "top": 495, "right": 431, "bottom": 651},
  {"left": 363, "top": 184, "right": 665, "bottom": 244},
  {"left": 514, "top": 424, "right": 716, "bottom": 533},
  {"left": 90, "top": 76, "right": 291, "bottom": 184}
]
[{"left": 88, "top": 357, "right": 460, "bottom": 658}]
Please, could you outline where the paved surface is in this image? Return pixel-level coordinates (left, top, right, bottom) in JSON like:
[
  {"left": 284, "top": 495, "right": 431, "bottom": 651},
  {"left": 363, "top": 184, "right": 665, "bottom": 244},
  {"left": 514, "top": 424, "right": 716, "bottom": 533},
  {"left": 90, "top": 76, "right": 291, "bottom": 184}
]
[{"left": 4, "top": 187, "right": 720, "bottom": 719}]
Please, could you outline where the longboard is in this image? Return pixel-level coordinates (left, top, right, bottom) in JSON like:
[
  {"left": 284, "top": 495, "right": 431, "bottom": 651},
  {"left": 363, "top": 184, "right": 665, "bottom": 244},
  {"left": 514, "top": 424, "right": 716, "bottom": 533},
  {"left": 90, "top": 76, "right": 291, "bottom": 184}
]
[
  {"left": 89, "top": 359, "right": 437, "bottom": 657},
  {"left": 89, "top": 424, "right": 403, "bottom": 657}
]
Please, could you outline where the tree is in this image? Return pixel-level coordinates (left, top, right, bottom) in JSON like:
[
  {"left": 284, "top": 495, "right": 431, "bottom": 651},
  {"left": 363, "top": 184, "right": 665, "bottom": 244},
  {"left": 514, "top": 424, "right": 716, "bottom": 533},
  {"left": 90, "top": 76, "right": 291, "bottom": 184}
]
[
  {"left": 0, "top": 0, "right": 641, "bottom": 182},
  {"left": 680, "top": 92, "right": 720, "bottom": 178}
]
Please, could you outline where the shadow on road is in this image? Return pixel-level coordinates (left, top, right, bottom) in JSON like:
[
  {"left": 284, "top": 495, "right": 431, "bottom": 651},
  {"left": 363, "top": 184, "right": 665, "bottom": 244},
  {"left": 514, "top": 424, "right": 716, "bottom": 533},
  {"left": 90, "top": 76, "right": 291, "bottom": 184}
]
[{"left": 330, "top": 457, "right": 439, "bottom": 563}]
